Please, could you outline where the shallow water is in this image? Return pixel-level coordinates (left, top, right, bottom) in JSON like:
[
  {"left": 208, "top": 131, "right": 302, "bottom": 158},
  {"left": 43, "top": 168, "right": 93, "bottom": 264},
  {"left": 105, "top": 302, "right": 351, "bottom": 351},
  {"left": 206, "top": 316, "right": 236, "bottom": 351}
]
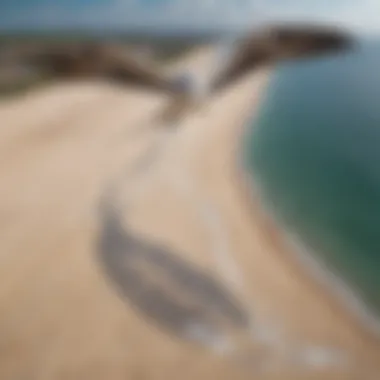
[{"left": 244, "top": 40, "right": 380, "bottom": 319}]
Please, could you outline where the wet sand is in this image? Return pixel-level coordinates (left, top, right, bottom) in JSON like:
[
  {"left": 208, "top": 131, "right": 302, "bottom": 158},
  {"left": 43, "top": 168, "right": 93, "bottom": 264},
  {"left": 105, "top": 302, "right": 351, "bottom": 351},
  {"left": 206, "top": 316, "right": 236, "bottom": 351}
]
[{"left": 0, "top": 48, "right": 379, "bottom": 380}]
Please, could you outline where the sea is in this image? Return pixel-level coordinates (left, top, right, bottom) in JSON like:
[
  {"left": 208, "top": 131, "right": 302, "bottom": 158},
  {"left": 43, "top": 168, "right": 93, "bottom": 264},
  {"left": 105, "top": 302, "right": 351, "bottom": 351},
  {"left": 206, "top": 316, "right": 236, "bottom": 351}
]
[{"left": 243, "top": 39, "right": 380, "bottom": 326}]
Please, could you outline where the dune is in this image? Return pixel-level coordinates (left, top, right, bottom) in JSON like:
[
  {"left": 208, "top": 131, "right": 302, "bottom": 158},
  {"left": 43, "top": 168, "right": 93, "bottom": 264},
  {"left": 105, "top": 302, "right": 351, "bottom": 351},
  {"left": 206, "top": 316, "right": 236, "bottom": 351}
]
[{"left": 0, "top": 47, "right": 378, "bottom": 380}]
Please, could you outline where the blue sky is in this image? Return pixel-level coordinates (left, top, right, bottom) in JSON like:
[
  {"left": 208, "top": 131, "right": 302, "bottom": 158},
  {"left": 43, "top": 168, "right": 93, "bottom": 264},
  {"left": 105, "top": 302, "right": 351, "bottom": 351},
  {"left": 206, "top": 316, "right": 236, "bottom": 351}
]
[{"left": 0, "top": 0, "right": 378, "bottom": 35}]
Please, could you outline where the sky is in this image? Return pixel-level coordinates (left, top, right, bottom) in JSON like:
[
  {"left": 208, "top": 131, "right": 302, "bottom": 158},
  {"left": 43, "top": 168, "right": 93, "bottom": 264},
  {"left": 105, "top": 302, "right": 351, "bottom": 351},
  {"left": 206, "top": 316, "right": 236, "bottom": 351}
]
[{"left": 0, "top": 0, "right": 379, "bottom": 35}]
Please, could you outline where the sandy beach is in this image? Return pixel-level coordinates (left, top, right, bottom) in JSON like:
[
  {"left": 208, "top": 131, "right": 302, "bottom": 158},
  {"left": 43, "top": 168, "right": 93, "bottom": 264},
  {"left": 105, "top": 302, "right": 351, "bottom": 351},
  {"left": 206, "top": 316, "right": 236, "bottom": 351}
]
[{"left": 0, "top": 47, "right": 379, "bottom": 380}]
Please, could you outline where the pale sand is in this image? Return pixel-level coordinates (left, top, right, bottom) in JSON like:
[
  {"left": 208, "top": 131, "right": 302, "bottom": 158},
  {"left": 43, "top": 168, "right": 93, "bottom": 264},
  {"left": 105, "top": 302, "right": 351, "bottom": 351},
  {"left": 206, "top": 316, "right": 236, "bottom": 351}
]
[{"left": 0, "top": 48, "right": 379, "bottom": 380}]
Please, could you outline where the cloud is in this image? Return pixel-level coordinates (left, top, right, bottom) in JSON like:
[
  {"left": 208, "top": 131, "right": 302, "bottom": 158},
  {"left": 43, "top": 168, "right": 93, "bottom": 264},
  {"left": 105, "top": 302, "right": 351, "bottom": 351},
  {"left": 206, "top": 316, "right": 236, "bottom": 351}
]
[{"left": 255, "top": 0, "right": 380, "bottom": 34}]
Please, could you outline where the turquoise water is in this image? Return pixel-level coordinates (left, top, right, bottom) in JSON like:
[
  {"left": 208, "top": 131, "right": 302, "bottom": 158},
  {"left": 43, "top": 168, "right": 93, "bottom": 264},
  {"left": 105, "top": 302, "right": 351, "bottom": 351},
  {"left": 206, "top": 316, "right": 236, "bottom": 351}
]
[{"left": 244, "top": 40, "right": 380, "bottom": 319}]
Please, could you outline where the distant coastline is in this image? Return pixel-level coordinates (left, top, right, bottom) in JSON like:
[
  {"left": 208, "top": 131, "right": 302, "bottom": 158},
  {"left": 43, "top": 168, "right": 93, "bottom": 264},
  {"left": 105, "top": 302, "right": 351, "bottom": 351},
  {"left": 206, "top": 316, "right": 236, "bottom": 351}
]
[{"left": 0, "top": 27, "right": 233, "bottom": 43}]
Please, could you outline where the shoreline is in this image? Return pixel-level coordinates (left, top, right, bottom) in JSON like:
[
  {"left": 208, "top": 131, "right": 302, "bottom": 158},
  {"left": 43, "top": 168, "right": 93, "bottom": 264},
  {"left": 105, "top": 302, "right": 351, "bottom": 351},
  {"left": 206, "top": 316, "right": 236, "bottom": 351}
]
[
  {"left": 1, "top": 46, "right": 380, "bottom": 378},
  {"left": 233, "top": 81, "right": 380, "bottom": 344}
]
